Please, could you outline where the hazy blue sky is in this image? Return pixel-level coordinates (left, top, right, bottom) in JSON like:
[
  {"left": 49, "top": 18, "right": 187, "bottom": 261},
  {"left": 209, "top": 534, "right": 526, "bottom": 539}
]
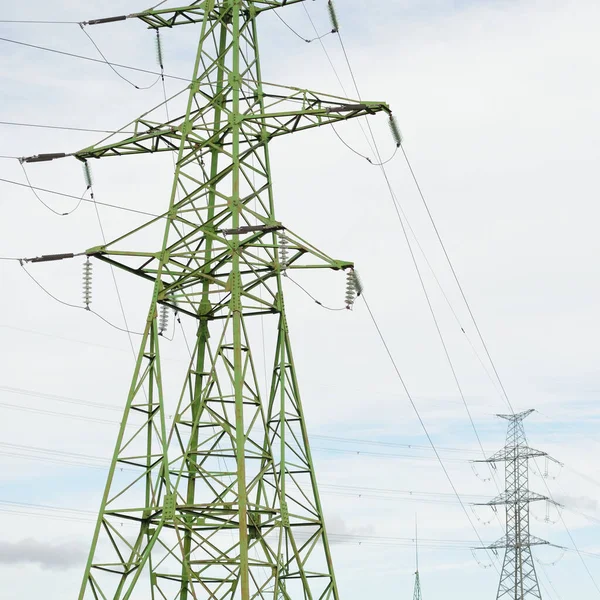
[{"left": 1, "top": 1, "right": 600, "bottom": 598}]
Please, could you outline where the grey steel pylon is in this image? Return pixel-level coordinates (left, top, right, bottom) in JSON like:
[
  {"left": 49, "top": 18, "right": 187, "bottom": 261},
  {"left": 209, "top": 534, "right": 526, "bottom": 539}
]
[{"left": 475, "top": 410, "right": 559, "bottom": 600}]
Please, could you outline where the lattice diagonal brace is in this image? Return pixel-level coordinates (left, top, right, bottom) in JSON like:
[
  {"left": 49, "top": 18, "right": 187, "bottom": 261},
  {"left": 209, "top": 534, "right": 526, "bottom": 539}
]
[
  {"left": 21, "top": 2, "right": 392, "bottom": 600},
  {"left": 475, "top": 410, "right": 553, "bottom": 600}
]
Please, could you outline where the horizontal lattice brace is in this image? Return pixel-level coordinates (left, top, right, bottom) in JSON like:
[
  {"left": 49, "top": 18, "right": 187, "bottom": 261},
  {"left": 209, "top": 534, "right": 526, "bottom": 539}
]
[
  {"left": 152, "top": 574, "right": 241, "bottom": 586},
  {"left": 114, "top": 460, "right": 164, "bottom": 471},
  {"left": 129, "top": 404, "right": 161, "bottom": 415},
  {"left": 169, "top": 470, "right": 240, "bottom": 480},
  {"left": 103, "top": 513, "right": 162, "bottom": 524},
  {"left": 267, "top": 418, "right": 301, "bottom": 427},
  {"left": 281, "top": 572, "right": 333, "bottom": 581},
  {"left": 163, "top": 286, "right": 276, "bottom": 310},
  {"left": 189, "top": 450, "right": 269, "bottom": 460},
  {"left": 90, "top": 564, "right": 136, "bottom": 575},
  {"left": 114, "top": 452, "right": 164, "bottom": 462},
  {"left": 183, "top": 305, "right": 279, "bottom": 320},
  {"left": 179, "top": 396, "right": 261, "bottom": 407},
  {"left": 164, "top": 503, "right": 277, "bottom": 514},
  {"left": 265, "top": 468, "right": 312, "bottom": 477}
]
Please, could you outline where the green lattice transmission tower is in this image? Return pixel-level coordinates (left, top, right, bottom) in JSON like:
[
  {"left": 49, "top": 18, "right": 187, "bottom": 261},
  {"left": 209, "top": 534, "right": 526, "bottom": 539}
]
[{"left": 22, "top": 2, "right": 391, "bottom": 598}]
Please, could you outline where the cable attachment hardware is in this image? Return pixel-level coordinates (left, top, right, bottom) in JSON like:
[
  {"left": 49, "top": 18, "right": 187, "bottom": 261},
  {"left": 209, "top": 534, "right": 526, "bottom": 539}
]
[
  {"left": 158, "top": 304, "right": 170, "bottom": 335},
  {"left": 278, "top": 231, "right": 289, "bottom": 274},
  {"left": 83, "top": 257, "right": 93, "bottom": 310},
  {"left": 344, "top": 268, "right": 363, "bottom": 310}
]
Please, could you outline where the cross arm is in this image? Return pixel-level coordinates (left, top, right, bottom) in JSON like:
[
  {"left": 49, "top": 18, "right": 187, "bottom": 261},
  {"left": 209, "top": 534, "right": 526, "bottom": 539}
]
[{"left": 83, "top": 1, "right": 309, "bottom": 30}]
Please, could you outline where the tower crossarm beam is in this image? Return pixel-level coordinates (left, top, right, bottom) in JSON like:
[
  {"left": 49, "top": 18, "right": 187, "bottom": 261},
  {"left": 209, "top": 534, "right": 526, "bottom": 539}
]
[
  {"left": 84, "top": 1, "right": 312, "bottom": 29},
  {"left": 20, "top": 98, "right": 390, "bottom": 162},
  {"left": 476, "top": 535, "right": 551, "bottom": 551},
  {"left": 473, "top": 446, "right": 548, "bottom": 463},
  {"left": 85, "top": 224, "right": 352, "bottom": 319},
  {"left": 474, "top": 491, "right": 549, "bottom": 507},
  {"left": 73, "top": 99, "right": 389, "bottom": 160}
]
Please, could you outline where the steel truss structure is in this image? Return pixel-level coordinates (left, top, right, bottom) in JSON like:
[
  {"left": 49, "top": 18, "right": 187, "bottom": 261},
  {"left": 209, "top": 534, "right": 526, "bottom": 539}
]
[
  {"left": 475, "top": 410, "right": 558, "bottom": 600},
  {"left": 23, "top": 2, "right": 392, "bottom": 599}
]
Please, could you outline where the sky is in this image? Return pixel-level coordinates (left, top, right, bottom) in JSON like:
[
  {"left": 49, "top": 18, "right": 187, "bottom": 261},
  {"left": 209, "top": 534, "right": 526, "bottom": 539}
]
[{"left": 1, "top": 0, "right": 600, "bottom": 598}]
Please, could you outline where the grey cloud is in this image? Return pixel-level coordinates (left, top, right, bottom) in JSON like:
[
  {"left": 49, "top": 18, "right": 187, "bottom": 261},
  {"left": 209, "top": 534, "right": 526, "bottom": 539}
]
[{"left": 0, "top": 539, "right": 85, "bottom": 570}]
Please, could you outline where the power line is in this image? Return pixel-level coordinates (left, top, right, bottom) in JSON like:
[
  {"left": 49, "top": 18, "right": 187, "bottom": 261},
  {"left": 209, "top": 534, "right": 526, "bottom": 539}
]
[
  {"left": 0, "top": 35, "right": 190, "bottom": 83},
  {"left": 0, "top": 176, "right": 159, "bottom": 217},
  {"left": 311, "top": 434, "right": 482, "bottom": 455},
  {"left": 360, "top": 293, "right": 499, "bottom": 572},
  {"left": 79, "top": 23, "right": 162, "bottom": 90},
  {"left": 330, "top": 24, "right": 509, "bottom": 539},
  {"left": 398, "top": 143, "right": 516, "bottom": 414},
  {"left": 272, "top": 10, "right": 333, "bottom": 44},
  {"left": 20, "top": 262, "right": 144, "bottom": 336},
  {"left": 532, "top": 453, "right": 600, "bottom": 595},
  {"left": 0, "top": 19, "right": 79, "bottom": 24},
  {"left": 0, "top": 120, "right": 135, "bottom": 134},
  {"left": 19, "top": 161, "right": 85, "bottom": 216},
  {"left": 0, "top": 384, "right": 121, "bottom": 412}
]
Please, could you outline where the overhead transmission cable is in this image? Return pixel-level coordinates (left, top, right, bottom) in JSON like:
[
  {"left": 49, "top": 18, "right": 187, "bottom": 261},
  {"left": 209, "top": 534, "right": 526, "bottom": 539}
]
[
  {"left": 272, "top": 10, "right": 333, "bottom": 44},
  {"left": 306, "top": 0, "right": 507, "bottom": 519},
  {"left": 0, "top": 120, "right": 136, "bottom": 134},
  {"left": 328, "top": 6, "right": 511, "bottom": 503},
  {"left": 19, "top": 161, "right": 86, "bottom": 216},
  {"left": 19, "top": 261, "right": 143, "bottom": 336},
  {"left": 299, "top": 1, "right": 517, "bottom": 573},
  {"left": 530, "top": 451, "right": 600, "bottom": 594},
  {"left": 0, "top": 19, "right": 80, "bottom": 24},
  {"left": 0, "top": 176, "right": 158, "bottom": 217},
  {"left": 330, "top": 15, "right": 595, "bottom": 593},
  {"left": 360, "top": 293, "right": 499, "bottom": 573},
  {"left": 79, "top": 23, "right": 162, "bottom": 89},
  {"left": 332, "top": 16, "right": 597, "bottom": 593},
  {"left": 0, "top": 35, "right": 190, "bottom": 83},
  {"left": 81, "top": 163, "right": 144, "bottom": 359},
  {"left": 397, "top": 142, "right": 516, "bottom": 414}
]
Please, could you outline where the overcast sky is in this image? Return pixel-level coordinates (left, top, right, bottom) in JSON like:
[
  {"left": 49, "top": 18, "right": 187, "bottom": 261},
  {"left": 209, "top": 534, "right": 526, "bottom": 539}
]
[{"left": 1, "top": 0, "right": 600, "bottom": 598}]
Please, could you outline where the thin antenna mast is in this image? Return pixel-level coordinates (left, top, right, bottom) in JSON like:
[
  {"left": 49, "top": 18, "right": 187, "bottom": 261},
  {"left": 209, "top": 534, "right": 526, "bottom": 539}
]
[{"left": 413, "top": 515, "right": 422, "bottom": 600}]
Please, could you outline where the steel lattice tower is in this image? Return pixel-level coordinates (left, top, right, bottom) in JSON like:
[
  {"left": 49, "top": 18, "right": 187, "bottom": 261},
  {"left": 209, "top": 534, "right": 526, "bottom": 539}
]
[
  {"left": 475, "top": 410, "right": 554, "bottom": 600},
  {"left": 22, "top": 2, "right": 391, "bottom": 599},
  {"left": 413, "top": 520, "right": 422, "bottom": 600}
]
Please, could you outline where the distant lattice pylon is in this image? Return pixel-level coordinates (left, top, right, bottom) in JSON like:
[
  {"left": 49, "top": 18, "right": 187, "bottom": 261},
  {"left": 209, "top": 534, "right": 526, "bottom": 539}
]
[{"left": 474, "top": 410, "right": 561, "bottom": 600}]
